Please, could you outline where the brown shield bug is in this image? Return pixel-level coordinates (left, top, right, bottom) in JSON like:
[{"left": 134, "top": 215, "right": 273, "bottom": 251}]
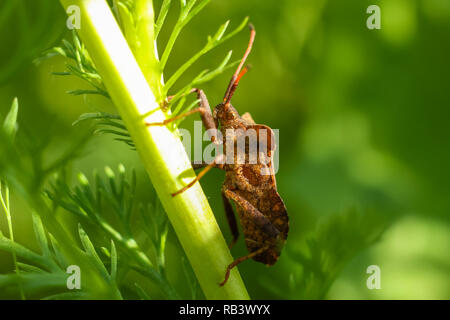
[{"left": 147, "top": 25, "right": 289, "bottom": 286}]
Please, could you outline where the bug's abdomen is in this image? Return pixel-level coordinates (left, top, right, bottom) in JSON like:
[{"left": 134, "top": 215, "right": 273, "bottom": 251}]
[{"left": 233, "top": 189, "right": 289, "bottom": 265}]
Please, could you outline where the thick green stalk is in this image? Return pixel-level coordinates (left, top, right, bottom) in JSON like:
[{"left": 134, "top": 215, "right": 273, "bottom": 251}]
[{"left": 60, "top": 0, "right": 249, "bottom": 299}]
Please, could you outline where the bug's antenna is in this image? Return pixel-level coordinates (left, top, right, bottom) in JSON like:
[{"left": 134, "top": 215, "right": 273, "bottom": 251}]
[{"left": 223, "top": 24, "right": 256, "bottom": 105}]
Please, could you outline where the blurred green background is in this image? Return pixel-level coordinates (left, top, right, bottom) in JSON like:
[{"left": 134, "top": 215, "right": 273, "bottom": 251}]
[{"left": 0, "top": 0, "right": 449, "bottom": 299}]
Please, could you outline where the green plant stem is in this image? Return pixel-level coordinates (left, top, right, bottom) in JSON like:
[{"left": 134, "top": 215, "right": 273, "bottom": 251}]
[
  {"left": 59, "top": 0, "right": 249, "bottom": 299},
  {"left": 0, "top": 182, "right": 25, "bottom": 299}
]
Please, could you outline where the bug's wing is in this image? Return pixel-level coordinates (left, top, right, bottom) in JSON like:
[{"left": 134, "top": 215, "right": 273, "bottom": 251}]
[
  {"left": 244, "top": 188, "right": 289, "bottom": 264},
  {"left": 260, "top": 188, "right": 289, "bottom": 241},
  {"left": 225, "top": 188, "right": 287, "bottom": 265},
  {"left": 241, "top": 112, "right": 255, "bottom": 124}
]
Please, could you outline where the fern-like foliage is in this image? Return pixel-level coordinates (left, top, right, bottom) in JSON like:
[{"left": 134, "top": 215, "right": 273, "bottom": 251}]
[
  {"left": 0, "top": 99, "right": 198, "bottom": 299},
  {"left": 0, "top": 99, "right": 89, "bottom": 195},
  {"left": 46, "top": 165, "right": 184, "bottom": 299},
  {"left": 0, "top": 213, "right": 120, "bottom": 300},
  {"left": 0, "top": 98, "right": 120, "bottom": 299},
  {"left": 36, "top": 31, "right": 109, "bottom": 98},
  {"left": 73, "top": 112, "right": 135, "bottom": 149}
]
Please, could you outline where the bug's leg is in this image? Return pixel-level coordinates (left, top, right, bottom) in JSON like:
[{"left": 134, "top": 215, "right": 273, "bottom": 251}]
[
  {"left": 191, "top": 158, "right": 226, "bottom": 170},
  {"left": 224, "top": 189, "right": 280, "bottom": 238},
  {"left": 146, "top": 89, "right": 219, "bottom": 141},
  {"left": 151, "top": 89, "right": 222, "bottom": 197},
  {"left": 171, "top": 154, "right": 225, "bottom": 197},
  {"left": 146, "top": 106, "right": 207, "bottom": 127},
  {"left": 190, "top": 88, "right": 219, "bottom": 142},
  {"left": 222, "top": 189, "right": 239, "bottom": 249},
  {"left": 219, "top": 245, "right": 270, "bottom": 286},
  {"left": 191, "top": 161, "right": 207, "bottom": 170}
]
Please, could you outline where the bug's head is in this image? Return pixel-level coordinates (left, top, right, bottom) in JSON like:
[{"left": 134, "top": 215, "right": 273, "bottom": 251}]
[{"left": 214, "top": 102, "right": 240, "bottom": 123}]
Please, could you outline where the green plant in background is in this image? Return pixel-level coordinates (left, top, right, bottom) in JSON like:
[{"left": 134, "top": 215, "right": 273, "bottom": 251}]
[
  {"left": 35, "top": 31, "right": 109, "bottom": 98},
  {"left": 0, "top": 98, "right": 121, "bottom": 299},
  {"left": 46, "top": 165, "right": 182, "bottom": 299},
  {"left": 261, "top": 210, "right": 390, "bottom": 299},
  {"left": 0, "top": 212, "right": 120, "bottom": 300},
  {"left": 0, "top": 98, "right": 25, "bottom": 299},
  {"left": 73, "top": 112, "right": 136, "bottom": 149},
  {"left": 0, "top": 1, "right": 64, "bottom": 84}
]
